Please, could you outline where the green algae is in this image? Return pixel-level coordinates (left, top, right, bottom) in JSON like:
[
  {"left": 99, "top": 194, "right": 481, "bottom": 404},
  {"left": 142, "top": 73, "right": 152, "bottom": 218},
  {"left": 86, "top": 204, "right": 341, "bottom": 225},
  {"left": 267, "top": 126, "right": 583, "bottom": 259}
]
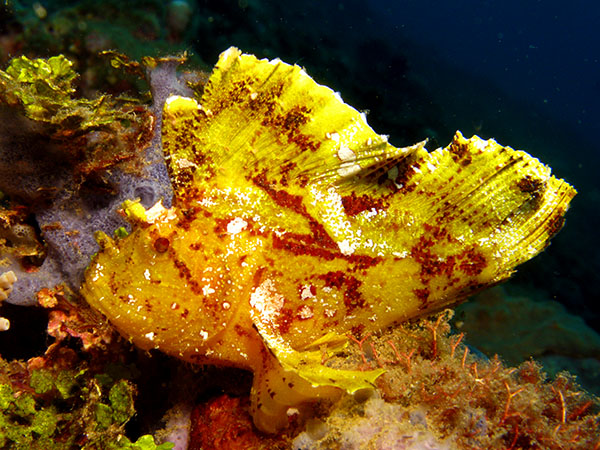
[
  {"left": 0, "top": 364, "right": 172, "bottom": 449},
  {"left": 30, "top": 368, "right": 80, "bottom": 398},
  {"left": 0, "top": 384, "right": 58, "bottom": 448},
  {"left": 0, "top": 54, "right": 138, "bottom": 130},
  {"left": 115, "top": 434, "right": 174, "bottom": 450}
]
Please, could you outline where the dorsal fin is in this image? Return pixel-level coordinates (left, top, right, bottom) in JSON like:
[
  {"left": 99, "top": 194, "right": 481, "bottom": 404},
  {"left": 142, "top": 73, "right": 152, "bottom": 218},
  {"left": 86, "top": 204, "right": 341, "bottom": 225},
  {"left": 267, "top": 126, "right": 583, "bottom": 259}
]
[
  {"left": 162, "top": 47, "right": 422, "bottom": 194},
  {"left": 161, "top": 46, "right": 575, "bottom": 286}
]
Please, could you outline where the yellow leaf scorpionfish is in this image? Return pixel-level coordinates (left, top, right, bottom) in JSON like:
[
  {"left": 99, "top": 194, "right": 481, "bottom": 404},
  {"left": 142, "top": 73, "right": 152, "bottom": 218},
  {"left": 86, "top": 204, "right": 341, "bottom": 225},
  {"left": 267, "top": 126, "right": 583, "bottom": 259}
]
[{"left": 81, "top": 47, "right": 575, "bottom": 433}]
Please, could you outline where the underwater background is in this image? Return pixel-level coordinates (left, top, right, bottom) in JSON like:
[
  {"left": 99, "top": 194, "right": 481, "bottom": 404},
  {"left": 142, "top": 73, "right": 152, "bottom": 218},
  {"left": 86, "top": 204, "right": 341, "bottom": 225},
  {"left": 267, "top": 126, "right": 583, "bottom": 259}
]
[{"left": 0, "top": 1, "right": 599, "bottom": 448}]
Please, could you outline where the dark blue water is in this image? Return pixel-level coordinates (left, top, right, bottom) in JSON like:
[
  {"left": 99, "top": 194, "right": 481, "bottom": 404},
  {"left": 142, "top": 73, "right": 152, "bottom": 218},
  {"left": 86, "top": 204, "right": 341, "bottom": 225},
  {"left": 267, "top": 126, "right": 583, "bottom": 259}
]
[{"left": 370, "top": 0, "right": 600, "bottom": 150}]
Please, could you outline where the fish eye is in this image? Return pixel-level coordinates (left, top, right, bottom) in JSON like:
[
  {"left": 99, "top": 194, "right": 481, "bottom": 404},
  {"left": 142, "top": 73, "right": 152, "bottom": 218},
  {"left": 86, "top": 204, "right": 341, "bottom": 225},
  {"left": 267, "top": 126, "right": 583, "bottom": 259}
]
[{"left": 153, "top": 237, "right": 170, "bottom": 253}]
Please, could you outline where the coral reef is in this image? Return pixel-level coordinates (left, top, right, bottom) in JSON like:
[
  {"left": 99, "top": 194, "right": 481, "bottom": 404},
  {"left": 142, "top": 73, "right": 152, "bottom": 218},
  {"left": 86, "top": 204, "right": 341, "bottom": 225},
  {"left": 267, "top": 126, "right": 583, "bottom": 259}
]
[
  {"left": 187, "top": 395, "right": 290, "bottom": 450},
  {"left": 455, "top": 286, "right": 600, "bottom": 395},
  {"left": 0, "top": 271, "right": 16, "bottom": 303},
  {"left": 293, "top": 396, "right": 453, "bottom": 450},
  {"left": 0, "top": 40, "right": 593, "bottom": 449},
  {"left": 457, "top": 286, "right": 600, "bottom": 364},
  {"left": 0, "top": 50, "right": 202, "bottom": 305},
  {"left": 0, "top": 288, "right": 173, "bottom": 449},
  {"left": 1, "top": 1, "right": 200, "bottom": 67},
  {"left": 288, "top": 312, "right": 600, "bottom": 449}
]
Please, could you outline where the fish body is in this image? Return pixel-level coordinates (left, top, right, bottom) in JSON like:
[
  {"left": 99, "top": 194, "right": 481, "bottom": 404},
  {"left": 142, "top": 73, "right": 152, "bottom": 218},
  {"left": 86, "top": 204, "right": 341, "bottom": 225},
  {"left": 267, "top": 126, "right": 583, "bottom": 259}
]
[{"left": 81, "top": 47, "right": 576, "bottom": 432}]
